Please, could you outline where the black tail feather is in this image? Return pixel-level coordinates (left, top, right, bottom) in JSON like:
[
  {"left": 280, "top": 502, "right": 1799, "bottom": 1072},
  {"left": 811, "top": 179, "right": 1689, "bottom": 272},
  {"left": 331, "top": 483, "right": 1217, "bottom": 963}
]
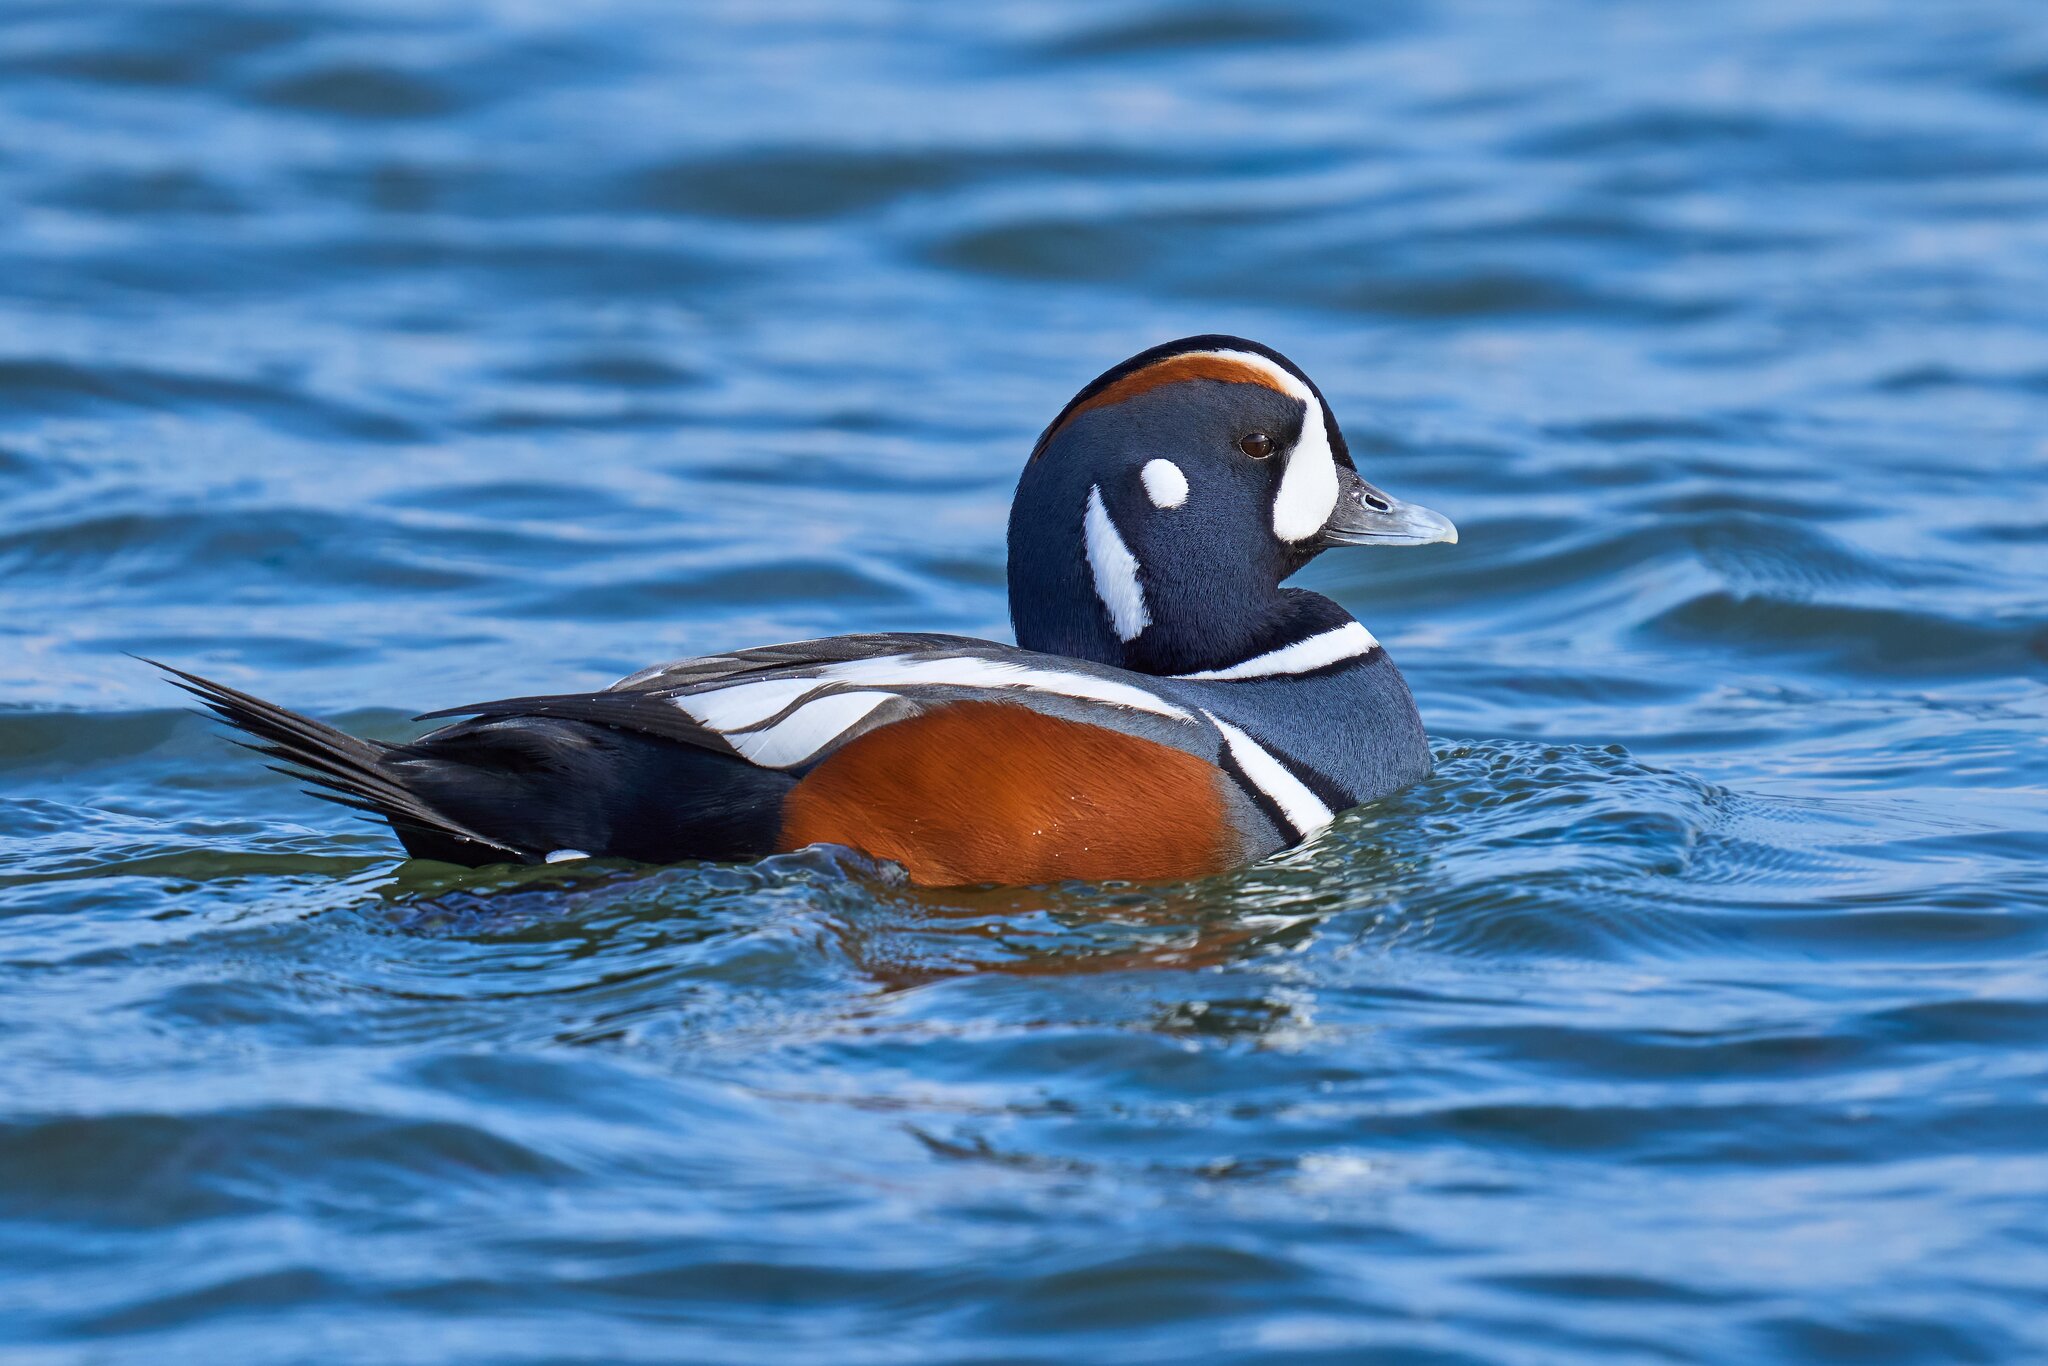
[{"left": 147, "top": 659, "right": 529, "bottom": 864}]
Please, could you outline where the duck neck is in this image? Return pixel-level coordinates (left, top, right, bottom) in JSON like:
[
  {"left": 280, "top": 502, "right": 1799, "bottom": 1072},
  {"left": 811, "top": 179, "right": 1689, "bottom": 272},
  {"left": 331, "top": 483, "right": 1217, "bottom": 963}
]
[
  {"left": 1014, "top": 579, "right": 1360, "bottom": 678},
  {"left": 1004, "top": 460, "right": 1354, "bottom": 676}
]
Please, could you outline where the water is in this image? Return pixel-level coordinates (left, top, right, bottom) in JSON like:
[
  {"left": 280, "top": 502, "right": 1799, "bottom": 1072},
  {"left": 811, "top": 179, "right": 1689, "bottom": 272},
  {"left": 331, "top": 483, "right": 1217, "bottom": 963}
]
[{"left": 2, "top": 0, "right": 2046, "bottom": 1360}]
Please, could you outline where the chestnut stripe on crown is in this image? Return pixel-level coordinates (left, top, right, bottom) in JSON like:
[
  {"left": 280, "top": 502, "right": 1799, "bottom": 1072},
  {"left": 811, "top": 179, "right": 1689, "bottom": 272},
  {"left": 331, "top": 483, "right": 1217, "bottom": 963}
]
[{"left": 1030, "top": 351, "right": 1295, "bottom": 461}]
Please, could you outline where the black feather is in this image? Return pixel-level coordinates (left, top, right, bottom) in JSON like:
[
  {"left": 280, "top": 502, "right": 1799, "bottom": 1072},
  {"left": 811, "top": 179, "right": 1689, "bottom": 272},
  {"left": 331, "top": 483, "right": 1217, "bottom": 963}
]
[
  {"left": 147, "top": 659, "right": 529, "bottom": 863},
  {"left": 150, "top": 660, "right": 796, "bottom": 868},
  {"left": 412, "top": 690, "right": 731, "bottom": 753}
]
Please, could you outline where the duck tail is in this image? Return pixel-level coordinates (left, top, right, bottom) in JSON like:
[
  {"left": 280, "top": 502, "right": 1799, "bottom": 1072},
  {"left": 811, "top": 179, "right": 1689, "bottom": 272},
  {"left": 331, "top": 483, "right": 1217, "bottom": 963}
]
[{"left": 148, "top": 660, "right": 527, "bottom": 865}]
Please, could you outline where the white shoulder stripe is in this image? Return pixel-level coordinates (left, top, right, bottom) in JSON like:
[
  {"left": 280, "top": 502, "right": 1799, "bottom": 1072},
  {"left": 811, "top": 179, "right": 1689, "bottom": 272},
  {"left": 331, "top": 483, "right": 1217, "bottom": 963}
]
[
  {"left": 1084, "top": 484, "right": 1151, "bottom": 642},
  {"left": 1205, "top": 712, "right": 1334, "bottom": 841},
  {"left": 1176, "top": 622, "right": 1378, "bottom": 681}
]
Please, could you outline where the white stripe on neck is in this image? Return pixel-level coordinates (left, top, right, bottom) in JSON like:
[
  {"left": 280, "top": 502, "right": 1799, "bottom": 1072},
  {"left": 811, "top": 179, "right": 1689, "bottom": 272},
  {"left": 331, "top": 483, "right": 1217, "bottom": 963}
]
[
  {"left": 1175, "top": 621, "right": 1378, "bottom": 681},
  {"left": 1084, "top": 483, "right": 1150, "bottom": 642},
  {"left": 1204, "top": 712, "right": 1334, "bottom": 841}
]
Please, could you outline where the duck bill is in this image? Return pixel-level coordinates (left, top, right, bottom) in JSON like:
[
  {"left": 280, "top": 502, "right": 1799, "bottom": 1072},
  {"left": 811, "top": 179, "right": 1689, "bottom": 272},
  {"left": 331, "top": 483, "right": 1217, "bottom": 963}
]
[{"left": 1318, "top": 467, "right": 1458, "bottom": 547}]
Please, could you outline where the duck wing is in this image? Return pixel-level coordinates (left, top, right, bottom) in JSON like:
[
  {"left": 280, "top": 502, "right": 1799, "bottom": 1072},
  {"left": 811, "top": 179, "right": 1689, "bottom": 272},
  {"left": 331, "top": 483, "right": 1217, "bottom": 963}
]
[{"left": 415, "top": 633, "right": 1208, "bottom": 773}]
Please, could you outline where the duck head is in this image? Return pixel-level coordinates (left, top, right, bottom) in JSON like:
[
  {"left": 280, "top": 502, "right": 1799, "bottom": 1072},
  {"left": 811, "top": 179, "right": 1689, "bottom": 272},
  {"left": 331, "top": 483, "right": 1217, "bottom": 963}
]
[{"left": 1007, "top": 334, "right": 1457, "bottom": 676}]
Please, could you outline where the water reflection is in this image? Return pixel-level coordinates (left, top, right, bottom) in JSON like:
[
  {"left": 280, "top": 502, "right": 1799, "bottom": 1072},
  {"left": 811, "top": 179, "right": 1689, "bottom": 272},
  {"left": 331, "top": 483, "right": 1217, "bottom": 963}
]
[{"left": 835, "top": 878, "right": 1332, "bottom": 988}]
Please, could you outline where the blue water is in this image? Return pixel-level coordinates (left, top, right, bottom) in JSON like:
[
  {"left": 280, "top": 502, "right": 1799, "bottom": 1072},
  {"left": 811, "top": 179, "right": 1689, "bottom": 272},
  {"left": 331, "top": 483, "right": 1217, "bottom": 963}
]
[{"left": 3, "top": 1, "right": 2047, "bottom": 1361}]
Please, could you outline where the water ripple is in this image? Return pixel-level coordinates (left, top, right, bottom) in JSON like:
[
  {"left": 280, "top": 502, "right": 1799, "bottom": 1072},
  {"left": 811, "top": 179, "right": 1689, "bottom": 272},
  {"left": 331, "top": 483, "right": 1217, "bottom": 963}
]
[{"left": 2, "top": 0, "right": 2046, "bottom": 1360}]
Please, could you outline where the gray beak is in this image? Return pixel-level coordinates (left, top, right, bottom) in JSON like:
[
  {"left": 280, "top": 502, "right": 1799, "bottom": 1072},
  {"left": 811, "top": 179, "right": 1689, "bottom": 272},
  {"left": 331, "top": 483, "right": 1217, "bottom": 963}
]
[{"left": 1319, "top": 466, "right": 1459, "bottom": 547}]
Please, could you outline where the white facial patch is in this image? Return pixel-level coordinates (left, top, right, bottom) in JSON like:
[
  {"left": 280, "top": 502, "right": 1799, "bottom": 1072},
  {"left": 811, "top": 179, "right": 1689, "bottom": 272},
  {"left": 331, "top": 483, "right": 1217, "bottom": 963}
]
[
  {"left": 1141, "top": 458, "right": 1189, "bottom": 509},
  {"left": 1177, "top": 348, "right": 1341, "bottom": 543},
  {"left": 1084, "top": 483, "right": 1151, "bottom": 642},
  {"left": 1270, "top": 399, "right": 1340, "bottom": 543}
]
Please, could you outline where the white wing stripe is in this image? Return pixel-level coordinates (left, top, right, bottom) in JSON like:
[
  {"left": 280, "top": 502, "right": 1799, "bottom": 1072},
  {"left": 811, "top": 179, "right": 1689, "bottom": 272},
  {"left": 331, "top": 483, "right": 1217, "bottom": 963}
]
[
  {"left": 665, "top": 652, "right": 1194, "bottom": 764},
  {"left": 675, "top": 677, "right": 821, "bottom": 732},
  {"left": 1205, "top": 712, "right": 1334, "bottom": 840},
  {"left": 1176, "top": 622, "right": 1378, "bottom": 681},
  {"left": 807, "top": 654, "right": 1190, "bottom": 718},
  {"left": 723, "top": 690, "right": 895, "bottom": 768}
]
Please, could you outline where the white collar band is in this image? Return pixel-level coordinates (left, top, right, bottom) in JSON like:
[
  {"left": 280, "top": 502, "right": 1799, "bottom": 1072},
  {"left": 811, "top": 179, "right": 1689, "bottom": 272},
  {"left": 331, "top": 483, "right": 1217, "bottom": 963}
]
[{"left": 1175, "top": 621, "right": 1378, "bottom": 681}]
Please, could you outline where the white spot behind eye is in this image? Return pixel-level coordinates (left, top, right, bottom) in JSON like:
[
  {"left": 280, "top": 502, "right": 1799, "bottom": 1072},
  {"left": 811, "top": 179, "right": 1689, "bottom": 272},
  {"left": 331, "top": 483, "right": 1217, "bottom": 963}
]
[
  {"left": 1084, "top": 484, "right": 1151, "bottom": 642},
  {"left": 1141, "top": 458, "right": 1189, "bottom": 509}
]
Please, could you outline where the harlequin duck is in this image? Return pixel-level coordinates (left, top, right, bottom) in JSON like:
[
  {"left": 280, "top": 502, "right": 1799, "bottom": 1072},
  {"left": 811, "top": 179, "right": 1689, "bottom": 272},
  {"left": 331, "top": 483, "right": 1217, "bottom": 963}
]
[{"left": 159, "top": 335, "right": 1457, "bottom": 886}]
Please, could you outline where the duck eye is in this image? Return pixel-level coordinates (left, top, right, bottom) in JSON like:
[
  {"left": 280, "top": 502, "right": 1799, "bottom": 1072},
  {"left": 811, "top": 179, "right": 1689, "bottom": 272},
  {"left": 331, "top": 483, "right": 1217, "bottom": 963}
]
[{"left": 1238, "top": 432, "right": 1273, "bottom": 459}]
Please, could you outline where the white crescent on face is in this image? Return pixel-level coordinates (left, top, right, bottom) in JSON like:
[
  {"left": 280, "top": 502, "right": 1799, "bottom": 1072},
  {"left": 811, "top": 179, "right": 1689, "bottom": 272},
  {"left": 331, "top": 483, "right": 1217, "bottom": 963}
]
[
  {"left": 1178, "top": 349, "right": 1340, "bottom": 544},
  {"left": 1084, "top": 483, "right": 1151, "bottom": 642}
]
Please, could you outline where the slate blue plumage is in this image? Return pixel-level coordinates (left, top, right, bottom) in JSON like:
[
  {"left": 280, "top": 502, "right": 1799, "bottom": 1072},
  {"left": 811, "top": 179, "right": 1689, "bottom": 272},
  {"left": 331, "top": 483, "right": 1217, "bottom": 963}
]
[{"left": 162, "top": 335, "right": 1457, "bottom": 884}]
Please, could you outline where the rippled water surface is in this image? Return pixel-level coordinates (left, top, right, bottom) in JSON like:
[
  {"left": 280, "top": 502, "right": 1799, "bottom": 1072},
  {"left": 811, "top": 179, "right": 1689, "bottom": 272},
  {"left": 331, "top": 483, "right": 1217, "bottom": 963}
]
[{"left": 4, "top": 1, "right": 2048, "bottom": 1361}]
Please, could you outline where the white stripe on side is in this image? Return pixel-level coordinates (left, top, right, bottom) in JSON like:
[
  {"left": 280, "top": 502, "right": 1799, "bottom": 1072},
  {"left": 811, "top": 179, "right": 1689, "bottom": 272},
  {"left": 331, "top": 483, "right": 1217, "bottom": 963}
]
[
  {"left": 722, "top": 690, "right": 895, "bottom": 768},
  {"left": 1204, "top": 711, "right": 1334, "bottom": 841},
  {"left": 1175, "top": 621, "right": 1379, "bottom": 681},
  {"left": 545, "top": 849, "right": 590, "bottom": 863},
  {"left": 669, "top": 654, "right": 1195, "bottom": 740},
  {"left": 1084, "top": 484, "right": 1151, "bottom": 642},
  {"left": 817, "top": 655, "right": 1188, "bottom": 718}
]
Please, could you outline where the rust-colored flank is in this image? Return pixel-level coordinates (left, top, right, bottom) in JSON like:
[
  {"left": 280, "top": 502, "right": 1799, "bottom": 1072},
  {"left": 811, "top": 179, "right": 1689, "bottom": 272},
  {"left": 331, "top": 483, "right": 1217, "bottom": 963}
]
[
  {"left": 1034, "top": 352, "right": 1293, "bottom": 458},
  {"left": 778, "top": 701, "right": 1239, "bottom": 886}
]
